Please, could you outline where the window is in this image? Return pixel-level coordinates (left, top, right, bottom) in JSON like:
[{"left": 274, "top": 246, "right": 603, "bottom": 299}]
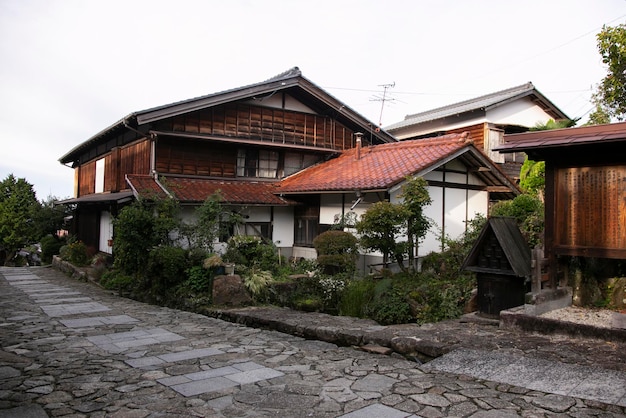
[
  {"left": 243, "top": 223, "right": 272, "bottom": 241},
  {"left": 95, "top": 158, "right": 105, "bottom": 193},
  {"left": 237, "top": 149, "right": 279, "bottom": 178},
  {"left": 294, "top": 203, "right": 319, "bottom": 247}
]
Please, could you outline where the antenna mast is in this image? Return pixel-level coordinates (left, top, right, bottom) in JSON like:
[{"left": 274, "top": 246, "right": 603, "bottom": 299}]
[{"left": 370, "top": 82, "right": 395, "bottom": 126}]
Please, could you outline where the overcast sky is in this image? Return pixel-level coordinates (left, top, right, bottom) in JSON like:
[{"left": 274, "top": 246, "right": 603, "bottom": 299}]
[{"left": 1, "top": 0, "right": 625, "bottom": 200}]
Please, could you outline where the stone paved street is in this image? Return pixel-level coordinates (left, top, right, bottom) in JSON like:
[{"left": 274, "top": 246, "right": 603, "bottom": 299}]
[{"left": 1, "top": 266, "right": 625, "bottom": 417}]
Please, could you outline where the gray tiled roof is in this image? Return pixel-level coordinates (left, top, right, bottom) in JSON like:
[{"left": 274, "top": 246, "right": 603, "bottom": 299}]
[{"left": 385, "top": 82, "right": 568, "bottom": 131}]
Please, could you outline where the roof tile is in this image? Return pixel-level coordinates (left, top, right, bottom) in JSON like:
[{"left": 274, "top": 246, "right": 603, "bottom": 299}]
[
  {"left": 277, "top": 133, "right": 472, "bottom": 193},
  {"left": 127, "top": 175, "right": 293, "bottom": 205}
]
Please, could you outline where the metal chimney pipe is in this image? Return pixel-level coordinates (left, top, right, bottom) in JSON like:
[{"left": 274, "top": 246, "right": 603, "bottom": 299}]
[{"left": 354, "top": 132, "right": 363, "bottom": 160}]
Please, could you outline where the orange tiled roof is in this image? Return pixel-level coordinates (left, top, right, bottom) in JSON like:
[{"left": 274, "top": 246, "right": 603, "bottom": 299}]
[
  {"left": 277, "top": 133, "right": 472, "bottom": 193},
  {"left": 126, "top": 175, "right": 293, "bottom": 205},
  {"left": 126, "top": 174, "right": 169, "bottom": 199}
]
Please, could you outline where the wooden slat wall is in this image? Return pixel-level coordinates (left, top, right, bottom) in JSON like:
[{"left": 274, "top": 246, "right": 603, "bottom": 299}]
[
  {"left": 78, "top": 140, "right": 151, "bottom": 197},
  {"left": 155, "top": 137, "right": 238, "bottom": 177},
  {"left": 447, "top": 123, "right": 486, "bottom": 151},
  {"left": 555, "top": 164, "right": 626, "bottom": 257},
  {"left": 158, "top": 103, "right": 355, "bottom": 151},
  {"left": 118, "top": 140, "right": 151, "bottom": 185},
  {"left": 78, "top": 161, "right": 96, "bottom": 196}
]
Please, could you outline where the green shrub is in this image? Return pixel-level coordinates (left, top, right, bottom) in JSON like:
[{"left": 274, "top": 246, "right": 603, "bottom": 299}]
[
  {"left": 100, "top": 270, "right": 136, "bottom": 294},
  {"left": 185, "top": 265, "right": 213, "bottom": 294},
  {"left": 113, "top": 199, "right": 179, "bottom": 276},
  {"left": 360, "top": 279, "right": 411, "bottom": 325},
  {"left": 147, "top": 245, "right": 189, "bottom": 292},
  {"left": 339, "top": 278, "right": 376, "bottom": 317},
  {"left": 241, "top": 267, "right": 274, "bottom": 301},
  {"left": 223, "top": 235, "right": 280, "bottom": 272},
  {"left": 294, "top": 296, "right": 323, "bottom": 312},
  {"left": 491, "top": 194, "right": 544, "bottom": 247},
  {"left": 313, "top": 230, "right": 358, "bottom": 275},
  {"left": 59, "top": 240, "right": 90, "bottom": 266},
  {"left": 40, "top": 234, "right": 65, "bottom": 264}
]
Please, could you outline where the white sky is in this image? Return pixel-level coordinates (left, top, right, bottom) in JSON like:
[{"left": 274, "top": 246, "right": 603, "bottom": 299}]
[{"left": 1, "top": 0, "right": 625, "bottom": 200}]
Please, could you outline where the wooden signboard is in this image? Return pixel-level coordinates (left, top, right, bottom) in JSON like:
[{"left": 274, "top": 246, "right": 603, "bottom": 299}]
[{"left": 555, "top": 164, "right": 626, "bottom": 258}]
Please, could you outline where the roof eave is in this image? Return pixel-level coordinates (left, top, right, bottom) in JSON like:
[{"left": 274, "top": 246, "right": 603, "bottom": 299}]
[{"left": 135, "top": 78, "right": 301, "bottom": 125}]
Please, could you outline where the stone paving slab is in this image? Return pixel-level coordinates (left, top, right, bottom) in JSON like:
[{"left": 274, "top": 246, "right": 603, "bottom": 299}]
[
  {"left": 124, "top": 347, "right": 224, "bottom": 368},
  {"left": 338, "top": 403, "right": 417, "bottom": 418},
  {"left": 39, "top": 301, "right": 111, "bottom": 317},
  {"left": 86, "top": 327, "right": 185, "bottom": 352},
  {"left": 425, "top": 348, "right": 626, "bottom": 406},
  {"left": 59, "top": 315, "right": 139, "bottom": 328},
  {"left": 160, "top": 361, "right": 284, "bottom": 397},
  {"left": 34, "top": 296, "right": 93, "bottom": 304}
]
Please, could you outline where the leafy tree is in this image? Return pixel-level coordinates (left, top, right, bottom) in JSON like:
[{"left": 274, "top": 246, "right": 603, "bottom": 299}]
[
  {"left": 356, "top": 201, "right": 409, "bottom": 269},
  {"left": 0, "top": 174, "right": 40, "bottom": 265},
  {"left": 33, "top": 195, "right": 69, "bottom": 239},
  {"left": 398, "top": 176, "right": 432, "bottom": 266},
  {"left": 520, "top": 119, "right": 578, "bottom": 199},
  {"left": 519, "top": 158, "right": 545, "bottom": 198},
  {"left": 589, "top": 24, "right": 626, "bottom": 122},
  {"left": 491, "top": 194, "right": 544, "bottom": 248}
]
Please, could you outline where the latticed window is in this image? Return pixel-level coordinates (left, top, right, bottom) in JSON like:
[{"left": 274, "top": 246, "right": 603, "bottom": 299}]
[{"left": 237, "top": 149, "right": 279, "bottom": 178}]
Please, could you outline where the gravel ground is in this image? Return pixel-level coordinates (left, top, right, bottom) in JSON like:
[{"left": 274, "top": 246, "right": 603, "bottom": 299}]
[{"left": 540, "top": 306, "right": 616, "bottom": 328}]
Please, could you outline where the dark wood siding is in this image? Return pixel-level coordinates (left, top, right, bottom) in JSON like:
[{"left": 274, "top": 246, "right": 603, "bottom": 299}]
[
  {"left": 78, "top": 161, "right": 96, "bottom": 197},
  {"left": 118, "top": 140, "right": 151, "bottom": 181},
  {"left": 156, "top": 137, "right": 238, "bottom": 177},
  {"left": 155, "top": 103, "right": 356, "bottom": 151}
]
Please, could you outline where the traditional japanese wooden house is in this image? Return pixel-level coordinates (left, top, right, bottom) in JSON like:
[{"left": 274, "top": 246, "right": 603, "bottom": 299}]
[
  {"left": 59, "top": 67, "right": 520, "bottom": 267},
  {"left": 384, "top": 82, "right": 570, "bottom": 179},
  {"left": 59, "top": 67, "right": 395, "bottom": 254}
]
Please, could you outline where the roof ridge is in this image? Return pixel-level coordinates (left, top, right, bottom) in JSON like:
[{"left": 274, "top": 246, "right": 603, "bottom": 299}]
[
  {"left": 403, "top": 82, "right": 534, "bottom": 121},
  {"left": 264, "top": 66, "right": 301, "bottom": 82}
]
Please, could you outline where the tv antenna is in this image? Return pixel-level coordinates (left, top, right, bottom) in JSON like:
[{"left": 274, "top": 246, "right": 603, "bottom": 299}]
[{"left": 370, "top": 82, "right": 395, "bottom": 126}]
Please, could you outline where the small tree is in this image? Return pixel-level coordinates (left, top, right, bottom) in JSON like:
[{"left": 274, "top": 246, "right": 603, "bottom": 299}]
[
  {"left": 356, "top": 201, "right": 409, "bottom": 269},
  {"left": 519, "top": 158, "right": 545, "bottom": 199},
  {"left": 399, "top": 176, "right": 432, "bottom": 267},
  {"left": 0, "top": 174, "right": 40, "bottom": 265},
  {"left": 33, "top": 195, "right": 69, "bottom": 240},
  {"left": 313, "top": 230, "right": 358, "bottom": 275},
  {"left": 112, "top": 198, "right": 179, "bottom": 276},
  {"left": 590, "top": 24, "right": 626, "bottom": 122}
]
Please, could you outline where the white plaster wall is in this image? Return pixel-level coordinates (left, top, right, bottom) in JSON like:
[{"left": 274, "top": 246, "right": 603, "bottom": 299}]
[
  {"left": 243, "top": 94, "right": 315, "bottom": 114},
  {"left": 390, "top": 115, "right": 487, "bottom": 140},
  {"left": 99, "top": 211, "right": 113, "bottom": 254},
  {"left": 487, "top": 98, "right": 553, "bottom": 127},
  {"left": 273, "top": 206, "right": 294, "bottom": 247},
  {"left": 444, "top": 187, "right": 470, "bottom": 241},
  {"left": 421, "top": 185, "right": 444, "bottom": 255},
  {"left": 320, "top": 194, "right": 345, "bottom": 224},
  {"left": 239, "top": 206, "right": 271, "bottom": 222}
]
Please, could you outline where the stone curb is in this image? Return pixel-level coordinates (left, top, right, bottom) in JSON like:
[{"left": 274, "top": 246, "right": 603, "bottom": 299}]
[
  {"left": 48, "top": 260, "right": 626, "bottom": 360},
  {"left": 500, "top": 306, "right": 626, "bottom": 343}
]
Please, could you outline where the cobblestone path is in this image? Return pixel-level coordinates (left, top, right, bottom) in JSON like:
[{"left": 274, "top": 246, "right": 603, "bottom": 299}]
[{"left": 1, "top": 266, "right": 624, "bottom": 417}]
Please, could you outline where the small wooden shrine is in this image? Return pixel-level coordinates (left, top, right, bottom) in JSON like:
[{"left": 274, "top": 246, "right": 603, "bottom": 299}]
[{"left": 462, "top": 216, "right": 531, "bottom": 317}]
